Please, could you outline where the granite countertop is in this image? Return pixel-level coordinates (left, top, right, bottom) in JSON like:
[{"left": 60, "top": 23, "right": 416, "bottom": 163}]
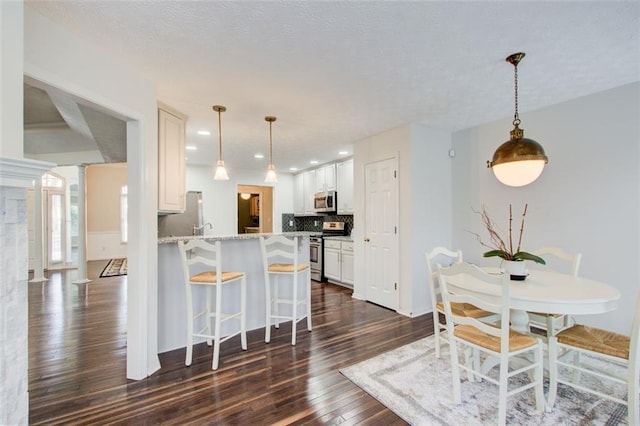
[
  {"left": 323, "top": 236, "right": 354, "bottom": 242},
  {"left": 158, "top": 231, "right": 321, "bottom": 244}
]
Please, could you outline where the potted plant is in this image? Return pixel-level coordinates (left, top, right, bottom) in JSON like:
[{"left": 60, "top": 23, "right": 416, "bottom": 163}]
[{"left": 471, "top": 203, "right": 545, "bottom": 280}]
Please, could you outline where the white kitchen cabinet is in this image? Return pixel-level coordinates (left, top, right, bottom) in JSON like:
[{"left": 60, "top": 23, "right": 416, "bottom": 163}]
[
  {"left": 324, "top": 239, "right": 354, "bottom": 287},
  {"left": 303, "top": 169, "right": 316, "bottom": 215},
  {"left": 315, "top": 164, "right": 336, "bottom": 193},
  {"left": 293, "top": 172, "right": 304, "bottom": 215},
  {"left": 158, "top": 106, "right": 186, "bottom": 213},
  {"left": 337, "top": 159, "right": 354, "bottom": 214},
  {"left": 323, "top": 240, "right": 341, "bottom": 282},
  {"left": 341, "top": 241, "right": 354, "bottom": 285}
]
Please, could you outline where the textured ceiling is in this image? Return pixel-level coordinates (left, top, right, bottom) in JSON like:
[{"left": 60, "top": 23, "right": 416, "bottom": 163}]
[{"left": 25, "top": 1, "right": 640, "bottom": 173}]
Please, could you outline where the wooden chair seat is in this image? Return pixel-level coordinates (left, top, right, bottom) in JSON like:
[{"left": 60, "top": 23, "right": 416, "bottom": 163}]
[
  {"left": 548, "top": 293, "right": 639, "bottom": 425},
  {"left": 437, "top": 301, "right": 494, "bottom": 319},
  {"left": 556, "top": 324, "right": 630, "bottom": 359},
  {"left": 190, "top": 271, "right": 245, "bottom": 283},
  {"left": 454, "top": 324, "right": 538, "bottom": 352},
  {"left": 268, "top": 263, "right": 310, "bottom": 273}
]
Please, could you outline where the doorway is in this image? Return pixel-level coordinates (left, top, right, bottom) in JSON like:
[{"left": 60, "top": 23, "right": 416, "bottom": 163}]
[{"left": 237, "top": 185, "right": 273, "bottom": 234}]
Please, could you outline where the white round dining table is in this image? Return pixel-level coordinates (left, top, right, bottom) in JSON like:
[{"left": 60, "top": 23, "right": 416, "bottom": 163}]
[{"left": 444, "top": 268, "right": 621, "bottom": 333}]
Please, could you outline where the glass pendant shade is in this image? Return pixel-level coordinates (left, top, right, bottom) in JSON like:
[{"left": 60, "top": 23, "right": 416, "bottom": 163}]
[
  {"left": 214, "top": 160, "right": 229, "bottom": 181},
  {"left": 212, "top": 105, "right": 229, "bottom": 181},
  {"left": 265, "top": 163, "right": 278, "bottom": 183},
  {"left": 487, "top": 52, "right": 548, "bottom": 187}
]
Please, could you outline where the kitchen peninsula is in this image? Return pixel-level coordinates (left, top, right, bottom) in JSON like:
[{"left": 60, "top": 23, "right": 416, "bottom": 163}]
[{"left": 157, "top": 232, "right": 316, "bottom": 353}]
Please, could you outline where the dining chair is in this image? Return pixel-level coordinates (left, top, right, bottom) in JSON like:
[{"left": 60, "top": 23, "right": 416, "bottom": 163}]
[
  {"left": 260, "top": 235, "right": 312, "bottom": 346},
  {"left": 547, "top": 292, "right": 639, "bottom": 425},
  {"left": 425, "top": 247, "right": 498, "bottom": 358},
  {"left": 178, "top": 239, "right": 247, "bottom": 370},
  {"left": 438, "top": 262, "right": 545, "bottom": 426},
  {"left": 528, "top": 247, "right": 582, "bottom": 339}
]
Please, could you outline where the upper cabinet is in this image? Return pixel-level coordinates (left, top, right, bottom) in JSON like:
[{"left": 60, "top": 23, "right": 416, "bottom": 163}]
[
  {"left": 303, "top": 169, "right": 316, "bottom": 215},
  {"left": 293, "top": 158, "right": 353, "bottom": 216},
  {"left": 293, "top": 172, "right": 305, "bottom": 215},
  {"left": 158, "top": 105, "right": 186, "bottom": 214},
  {"left": 337, "top": 159, "right": 354, "bottom": 214},
  {"left": 315, "top": 163, "right": 336, "bottom": 193}
]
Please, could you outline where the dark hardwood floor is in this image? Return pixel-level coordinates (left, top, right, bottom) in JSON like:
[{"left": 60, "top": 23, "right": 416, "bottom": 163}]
[{"left": 29, "top": 261, "right": 433, "bottom": 425}]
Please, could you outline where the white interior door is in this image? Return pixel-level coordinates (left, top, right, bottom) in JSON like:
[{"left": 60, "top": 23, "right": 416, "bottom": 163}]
[{"left": 364, "top": 157, "right": 398, "bottom": 310}]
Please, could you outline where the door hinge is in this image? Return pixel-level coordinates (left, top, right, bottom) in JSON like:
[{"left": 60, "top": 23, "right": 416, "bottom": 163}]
[{"left": 394, "top": 282, "right": 397, "bottom": 290}]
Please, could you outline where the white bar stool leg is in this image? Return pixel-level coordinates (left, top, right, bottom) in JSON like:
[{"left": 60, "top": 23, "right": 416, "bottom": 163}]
[
  {"left": 306, "top": 268, "right": 312, "bottom": 331},
  {"left": 274, "top": 275, "right": 280, "bottom": 329},
  {"left": 185, "top": 284, "right": 194, "bottom": 366},
  {"left": 291, "top": 272, "right": 298, "bottom": 346},
  {"left": 265, "top": 274, "right": 272, "bottom": 343},
  {"left": 212, "top": 282, "right": 223, "bottom": 370},
  {"left": 240, "top": 276, "right": 247, "bottom": 350}
]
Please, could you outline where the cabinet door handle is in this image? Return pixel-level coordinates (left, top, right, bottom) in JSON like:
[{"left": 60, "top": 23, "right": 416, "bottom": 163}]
[{"left": 364, "top": 237, "right": 370, "bottom": 242}]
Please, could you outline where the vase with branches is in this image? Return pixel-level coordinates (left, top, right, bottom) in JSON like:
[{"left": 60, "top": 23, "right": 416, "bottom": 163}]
[{"left": 470, "top": 203, "right": 545, "bottom": 267}]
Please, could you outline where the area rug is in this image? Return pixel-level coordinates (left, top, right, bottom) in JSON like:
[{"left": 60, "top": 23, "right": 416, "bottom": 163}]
[
  {"left": 100, "top": 258, "right": 128, "bottom": 278},
  {"left": 340, "top": 336, "right": 628, "bottom": 425}
]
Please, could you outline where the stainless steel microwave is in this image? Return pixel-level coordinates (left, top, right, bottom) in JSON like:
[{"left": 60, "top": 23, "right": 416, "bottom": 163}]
[{"left": 314, "top": 191, "right": 337, "bottom": 213}]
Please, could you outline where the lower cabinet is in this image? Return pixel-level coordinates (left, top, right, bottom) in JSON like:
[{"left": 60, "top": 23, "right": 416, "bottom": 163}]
[{"left": 324, "top": 239, "right": 354, "bottom": 287}]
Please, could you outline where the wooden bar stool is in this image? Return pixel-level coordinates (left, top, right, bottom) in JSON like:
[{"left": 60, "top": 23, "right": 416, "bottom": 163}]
[
  {"left": 178, "top": 239, "right": 247, "bottom": 370},
  {"left": 260, "top": 235, "right": 312, "bottom": 345}
]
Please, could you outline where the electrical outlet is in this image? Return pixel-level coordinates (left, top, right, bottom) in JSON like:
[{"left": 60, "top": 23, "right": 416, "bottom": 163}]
[
  {"left": 289, "top": 220, "right": 293, "bottom": 226},
  {"left": 314, "top": 220, "right": 318, "bottom": 226}
]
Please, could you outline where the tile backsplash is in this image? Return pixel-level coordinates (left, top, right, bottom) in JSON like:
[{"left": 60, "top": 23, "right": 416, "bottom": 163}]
[{"left": 282, "top": 213, "right": 353, "bottom": 235}]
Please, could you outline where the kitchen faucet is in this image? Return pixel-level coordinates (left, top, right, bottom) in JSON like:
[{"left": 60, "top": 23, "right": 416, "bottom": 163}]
[{"left": 192, "top": 222, "right": 213, "bottom": 236}]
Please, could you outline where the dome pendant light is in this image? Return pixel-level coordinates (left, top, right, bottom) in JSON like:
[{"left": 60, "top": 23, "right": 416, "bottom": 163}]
[
  {"left": 213, "top": 105, "right": 229, "bottom": 181},
  {"left": 264, "top": 116, "right": 278, "bottom": 183},
  {"left": 487, "top": 52, "right": 548, "bottom": 187}
]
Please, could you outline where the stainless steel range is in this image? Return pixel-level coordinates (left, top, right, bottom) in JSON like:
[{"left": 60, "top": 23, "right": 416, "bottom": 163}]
[{"left": 309, "top": 221, "right": 348, "bottom": 281}]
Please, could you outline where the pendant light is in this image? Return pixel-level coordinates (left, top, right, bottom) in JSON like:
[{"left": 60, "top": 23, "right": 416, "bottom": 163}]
[
  {"left": 212, "top": 105, "right": 229, "bottom": 181},
  {"left": 487, "top": 52, "right": 548, "bottom": 187},
  {"left": 264, "top": 115, "right": 278, "bottom": 183}
]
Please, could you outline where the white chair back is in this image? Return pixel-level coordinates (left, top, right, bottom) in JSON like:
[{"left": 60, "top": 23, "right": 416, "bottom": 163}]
[
  {"left": 178, "top": 239, "right": 222, "bottom": 284},
  {"left": 437, "top": 262, "right": 510, "bottom": 346},
  {"left": 531, "top": 246, "right": 582, "bottom": 276},
  {"left": 425, "top": 247, "right": 462, "bottom": 308},
  {"left": 260, "top": 235, "right": 300, "bottom": 271},
  {"left": 425, "top": 247, "right": 463, "bottom": 358}
]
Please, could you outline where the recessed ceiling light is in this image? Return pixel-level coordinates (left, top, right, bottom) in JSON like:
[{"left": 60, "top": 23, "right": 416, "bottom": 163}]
[
  {"left": 310, "top": 160, "right": 318, "bottom": 165},
  {"left": 289, "top": 167, "right": 298, "bottom": 171},
  {"left": 339, "top": 151, "right": 349, "bottom": 155},
  {"left": 186, "top": 145, "right": 197, "bottom": 151},
  {"left": 254, "top": 153, "right": 264, "bottom": 159},
  {"left": 197, "top": 130, "right": 211, "bottom": 136}
]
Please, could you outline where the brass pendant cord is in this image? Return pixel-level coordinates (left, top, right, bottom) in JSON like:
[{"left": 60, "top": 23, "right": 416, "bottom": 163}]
[
  {"left": 269, "top": 120, "right": 273, "bottom": 164},
  {"left": 513, "top": 62, "right": 520, "bottom": 127},
  {"left": 217, "top": 109, "right": 223, "bottom": 160}
]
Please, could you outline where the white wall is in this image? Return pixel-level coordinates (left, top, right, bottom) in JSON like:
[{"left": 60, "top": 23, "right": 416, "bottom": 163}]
[
  {"left": 186, "top": 165, "right": 294, "bottom": 235},
  {"left": 409, "top": 124, "right": 453, "bottom": 317},
  {"left": 452, "top": 82, "right": 640, "bottom": 334},
  {"left": 24, "top": 6, "right": 161, "bottom": 379}
]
